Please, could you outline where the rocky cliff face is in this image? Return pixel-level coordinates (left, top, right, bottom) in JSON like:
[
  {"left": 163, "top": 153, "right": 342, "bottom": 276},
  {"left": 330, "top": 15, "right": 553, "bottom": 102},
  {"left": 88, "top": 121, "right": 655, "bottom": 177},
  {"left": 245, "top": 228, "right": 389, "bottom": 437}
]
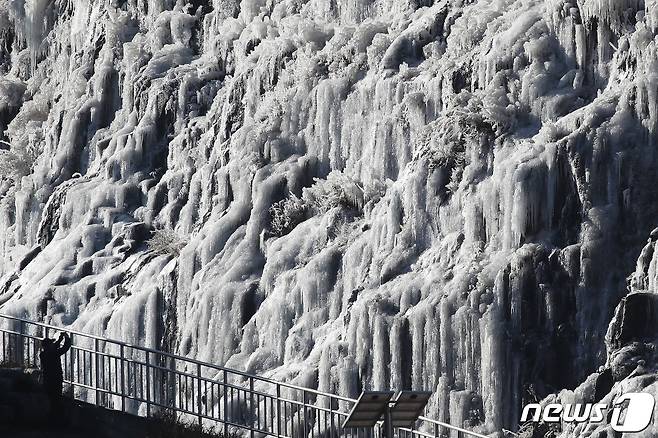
[
  {"left": 1, "top": 0, "right": 658, "bottom": 434},
  {"left": 523, "top": 288, "right": 658, "bottom": 438}
]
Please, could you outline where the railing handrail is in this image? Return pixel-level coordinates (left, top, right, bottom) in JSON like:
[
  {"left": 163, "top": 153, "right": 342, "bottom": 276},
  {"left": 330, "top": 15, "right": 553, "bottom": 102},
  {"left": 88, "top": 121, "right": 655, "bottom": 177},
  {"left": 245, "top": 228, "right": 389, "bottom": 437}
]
[{"left": 0, "top": 313, "right": 491, "bottom": 438}]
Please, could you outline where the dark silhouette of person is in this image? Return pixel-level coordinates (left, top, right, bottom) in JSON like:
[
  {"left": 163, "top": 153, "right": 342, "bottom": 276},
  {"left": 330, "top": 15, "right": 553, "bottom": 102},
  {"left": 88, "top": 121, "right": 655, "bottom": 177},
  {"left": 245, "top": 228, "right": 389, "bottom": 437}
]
[{"left": 40, "top": 332, "right": 72, "bottom": 422}]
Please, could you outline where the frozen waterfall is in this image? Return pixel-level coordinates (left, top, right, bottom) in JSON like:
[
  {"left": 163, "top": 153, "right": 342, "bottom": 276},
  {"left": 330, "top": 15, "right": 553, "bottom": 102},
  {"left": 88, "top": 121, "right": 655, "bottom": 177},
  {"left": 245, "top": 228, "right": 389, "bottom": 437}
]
[{"left": 1, "top": 0, "right": 658, "bottom": 435}]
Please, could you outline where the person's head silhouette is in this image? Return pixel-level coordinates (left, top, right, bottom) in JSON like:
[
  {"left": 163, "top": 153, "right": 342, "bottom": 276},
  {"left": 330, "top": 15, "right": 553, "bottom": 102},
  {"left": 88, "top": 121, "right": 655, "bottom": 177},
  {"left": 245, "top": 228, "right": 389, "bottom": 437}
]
[
  {"left": 42, "top": 337, "right": 54, "bottom": 350},
  {"left": 41, "top": 333, "right": 71, "bottom": 355}
]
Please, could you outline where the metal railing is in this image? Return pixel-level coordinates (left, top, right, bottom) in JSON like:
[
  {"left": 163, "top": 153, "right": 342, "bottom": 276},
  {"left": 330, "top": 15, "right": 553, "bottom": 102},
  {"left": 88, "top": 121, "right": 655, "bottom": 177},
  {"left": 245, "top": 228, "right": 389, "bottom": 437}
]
[{"left": 0, "top": 314, "right": 489, "bottom": 438}]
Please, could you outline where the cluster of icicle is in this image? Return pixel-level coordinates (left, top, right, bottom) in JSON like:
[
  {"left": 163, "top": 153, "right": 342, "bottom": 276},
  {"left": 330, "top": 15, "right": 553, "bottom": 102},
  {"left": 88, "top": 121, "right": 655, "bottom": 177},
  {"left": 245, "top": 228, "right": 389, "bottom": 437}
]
[{"left": 1, "top": 0, "right": 658, "bottom": 434}]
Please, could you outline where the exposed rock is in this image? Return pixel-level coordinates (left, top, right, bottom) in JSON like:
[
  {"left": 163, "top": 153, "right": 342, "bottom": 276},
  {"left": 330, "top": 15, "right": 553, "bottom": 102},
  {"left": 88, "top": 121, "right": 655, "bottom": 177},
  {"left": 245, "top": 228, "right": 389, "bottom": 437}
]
[{"left": 606, "top": 292, "right": 658, "bottom": 351}]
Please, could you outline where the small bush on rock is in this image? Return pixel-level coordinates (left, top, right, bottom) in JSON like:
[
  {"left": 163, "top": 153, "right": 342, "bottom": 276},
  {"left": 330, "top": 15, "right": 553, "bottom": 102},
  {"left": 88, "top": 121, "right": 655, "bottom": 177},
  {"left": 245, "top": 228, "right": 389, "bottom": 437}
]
[
  {"left": 0, "top": 145, "right": 39, "bottom": 181},
  {"left": 269, "top": 194, "right": 308, "bottom": 237},
  {"left": 147, "top": 228, "right": 188, "bottom": 256},
  {"left": 268, "top": 171, "right": 386, "bottom": 237}
]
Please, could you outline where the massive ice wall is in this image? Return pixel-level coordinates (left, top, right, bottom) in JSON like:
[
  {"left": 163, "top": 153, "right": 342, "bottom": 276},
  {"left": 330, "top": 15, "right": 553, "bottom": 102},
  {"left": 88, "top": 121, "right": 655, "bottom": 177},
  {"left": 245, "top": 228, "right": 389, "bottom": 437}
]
[{"left": 1, "top": 0, "right": 658, "bottom": 434}]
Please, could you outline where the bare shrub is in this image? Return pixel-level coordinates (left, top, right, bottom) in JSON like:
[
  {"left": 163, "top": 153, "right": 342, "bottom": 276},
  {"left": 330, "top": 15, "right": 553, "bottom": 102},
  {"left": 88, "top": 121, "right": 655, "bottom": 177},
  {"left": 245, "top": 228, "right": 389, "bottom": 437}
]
[
  {"left": 414, "top": 103, "right": 498, "bottom": 197},
  {"left": 147, "top": 228, "right": 188, "bottom": 256},
  {"left": 0, "top": 145, "right": 39, "bottom": 181},
  {"left": 0, "top": 88, "right": 47, "bottom": 184},
  {"left": 268, "top": 171, "right": 387, "bottom": 237},
  {"left": 269, "top": 194, "right": 308, "bottom": 237},
  {"left": 302, "top": 171, "right": 365, "bottom": 214}
]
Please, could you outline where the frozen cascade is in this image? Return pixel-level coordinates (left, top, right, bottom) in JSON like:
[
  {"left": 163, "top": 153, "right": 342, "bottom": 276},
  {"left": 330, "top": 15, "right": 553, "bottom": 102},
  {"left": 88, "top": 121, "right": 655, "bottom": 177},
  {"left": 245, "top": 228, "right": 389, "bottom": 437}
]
[{"left": 1, "top": 0, "right": 658, "bottom": 434}]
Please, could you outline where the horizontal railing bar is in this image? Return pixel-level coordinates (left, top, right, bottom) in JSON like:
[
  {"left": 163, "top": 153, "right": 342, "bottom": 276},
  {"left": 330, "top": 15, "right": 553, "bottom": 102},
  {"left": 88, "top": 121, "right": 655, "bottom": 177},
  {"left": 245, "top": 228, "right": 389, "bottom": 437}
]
[
  {"left": 396, "top": 430, "right": 434, "bottom": 438},
  {"left": 416, "top": 417, "right": 490, "bottom": 438},
  {"left": 0, "top": 329, "right": 42, "bottom": 340},
  {"left": 64, "top": 376, "right": 353, "bottom": 438},
  {"left": 65, "top": 379, "right": 113, "bottom": 395},
  {"left": 63, "top": 380, "right": 280, "bottom": 435},
  {"left": 65, "top": 376, "right": 386, "bottom": 437},
  {"left": 62, "top": 380, "right": 255, "bottom": 428}
]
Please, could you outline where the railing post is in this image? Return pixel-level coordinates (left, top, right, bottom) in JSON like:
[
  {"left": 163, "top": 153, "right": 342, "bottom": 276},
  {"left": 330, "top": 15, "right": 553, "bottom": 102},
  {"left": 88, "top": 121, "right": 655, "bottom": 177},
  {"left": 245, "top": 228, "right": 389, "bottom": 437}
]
[
  {"left": 68, "top": 333, "right": 74, "bottom": 385},
  {"left": 223, "top": 369, "right": 229, "bottom": 438},
  {"left": 329, "top": 397, "right": 335, "bottom": 438},
  {"left": 383, "top": 403, "right": 393, "bottom": 438},
  {"left": 146, "top": 351, "right": 151, "bottom": 417},
  {"left": 303, "top": 390, "right": 309, "bottom": 438},
  {"left": 250, "top": 376, "right": 255, "bottom": 438},
  {"left": 120, "top": 344, "right": 126, "bottom": 412},
  {"left": 276, "top": 383, "right": 281, "bottom": 438},
  {"left": 19, "top": 320, "right": 25, "bottom": 367},
  {"left": 41, "top": 327, "right": 48, "bottom": 370},
  {"left": 94, "top": 338, "right": 100, "bottom": 406},
  {"left": 197, "top": 362, "right": 203, "bottom": 428}
]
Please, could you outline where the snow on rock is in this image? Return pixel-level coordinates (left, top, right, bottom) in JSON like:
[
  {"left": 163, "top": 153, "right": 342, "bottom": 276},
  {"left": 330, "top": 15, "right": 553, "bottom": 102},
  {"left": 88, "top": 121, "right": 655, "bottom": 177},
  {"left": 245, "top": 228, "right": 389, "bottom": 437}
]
[{"left": 1, "top": 0, "right": 658, "bottom": 434}]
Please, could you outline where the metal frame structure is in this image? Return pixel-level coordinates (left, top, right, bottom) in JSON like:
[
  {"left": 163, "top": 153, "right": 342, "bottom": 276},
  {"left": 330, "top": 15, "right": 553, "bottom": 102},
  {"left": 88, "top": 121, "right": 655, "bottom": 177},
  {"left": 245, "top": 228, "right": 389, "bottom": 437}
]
[
  {"left": 343, "top": 391, "right": 434, "bottom": 438},
  {"left": 0, "top": 314, "right": 489, "bottom": 438},
  {"left": 343, "top": 391, "right": 395, "bottom": 428},
  {"left": 389, "top": 391, "right": 433, "bottom": 428}
]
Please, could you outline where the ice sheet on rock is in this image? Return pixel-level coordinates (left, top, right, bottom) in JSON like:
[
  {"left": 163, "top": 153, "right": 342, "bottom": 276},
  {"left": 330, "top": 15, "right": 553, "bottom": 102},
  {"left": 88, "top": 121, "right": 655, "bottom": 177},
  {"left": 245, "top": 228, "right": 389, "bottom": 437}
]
[{"left": 1, "top": 0, "right": 658, "bottom": 434}]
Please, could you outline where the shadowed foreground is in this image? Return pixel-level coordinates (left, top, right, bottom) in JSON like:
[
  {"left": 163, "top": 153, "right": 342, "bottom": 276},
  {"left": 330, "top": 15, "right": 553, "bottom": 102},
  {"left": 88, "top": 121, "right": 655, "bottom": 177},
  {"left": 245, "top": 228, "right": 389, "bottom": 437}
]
[{"left": 0, "top": 367, "right": 219, "bottom": 438}]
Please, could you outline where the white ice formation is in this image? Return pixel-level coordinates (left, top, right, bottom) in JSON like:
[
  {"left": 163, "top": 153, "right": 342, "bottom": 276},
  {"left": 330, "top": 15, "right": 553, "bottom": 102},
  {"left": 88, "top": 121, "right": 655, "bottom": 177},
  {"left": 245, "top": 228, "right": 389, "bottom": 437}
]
[{"left": 1, "top": 0, "right": 658, "bottom": 434}]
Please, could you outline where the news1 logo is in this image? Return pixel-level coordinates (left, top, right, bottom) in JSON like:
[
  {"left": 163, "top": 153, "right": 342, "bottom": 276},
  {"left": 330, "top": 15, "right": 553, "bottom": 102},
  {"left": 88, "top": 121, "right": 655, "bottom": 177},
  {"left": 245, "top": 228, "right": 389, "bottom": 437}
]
[{"left": 521, "top": 393, "right": 655, "bottom": 433}]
